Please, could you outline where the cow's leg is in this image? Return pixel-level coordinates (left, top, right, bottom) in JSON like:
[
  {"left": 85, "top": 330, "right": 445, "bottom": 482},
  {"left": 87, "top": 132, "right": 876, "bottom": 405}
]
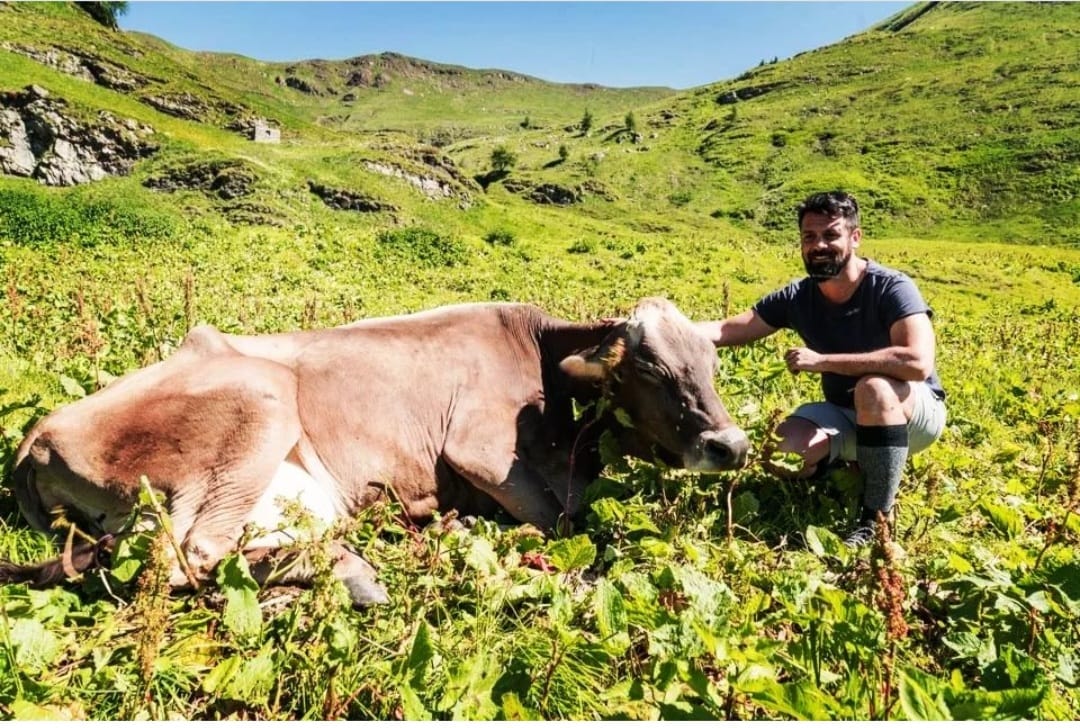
[
  {"left": 443, "top": 453, "right": 564, "bottom": 531},
  {"left": 156, "top": 362, "right": 307, "bottom": 588},
  {"left": 247, "top": 542, "right": 388, "bottom": 607}
]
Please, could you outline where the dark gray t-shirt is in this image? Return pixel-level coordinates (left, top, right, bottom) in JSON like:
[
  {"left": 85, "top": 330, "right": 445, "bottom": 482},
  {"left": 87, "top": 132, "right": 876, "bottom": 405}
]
[{"left": 752, "top": 260, "right": 946, "bottom": 408}]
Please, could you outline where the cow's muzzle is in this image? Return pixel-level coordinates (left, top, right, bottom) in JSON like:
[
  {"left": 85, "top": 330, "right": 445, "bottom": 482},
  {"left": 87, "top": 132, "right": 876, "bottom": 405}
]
[{"left": 688, "top": 427, "right": 751, "bottom": 471}]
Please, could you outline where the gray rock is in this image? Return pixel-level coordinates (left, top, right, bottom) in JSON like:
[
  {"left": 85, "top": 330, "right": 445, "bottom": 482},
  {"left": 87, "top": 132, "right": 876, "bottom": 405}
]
[{"left": 0, "top": 85, "right": 156, "bottom": 186}]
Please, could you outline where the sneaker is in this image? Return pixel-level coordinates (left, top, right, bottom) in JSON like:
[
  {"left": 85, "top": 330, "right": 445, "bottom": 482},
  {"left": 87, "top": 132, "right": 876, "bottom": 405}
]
[{"left": 843, "top": 519, "right": 877, "bottom": 548}]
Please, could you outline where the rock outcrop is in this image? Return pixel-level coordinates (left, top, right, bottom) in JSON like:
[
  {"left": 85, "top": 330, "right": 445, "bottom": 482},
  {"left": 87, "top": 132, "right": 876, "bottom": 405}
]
[
  {"left": 1, "top": 42, "right": 152, "bottom": 92},
  {"left": 143, "top": 159, "right": 258, "bottom": 200},
  {"left": 502, "top": 178, "right": 584, "bottom": 206},
  {"left": 140, "top": 92, "right": 211, "bottom": 121},
  {"left": 307, "top": 180, "right": 396, "bottom": 213},
  {"left": 360, "top": 146, "right": 477, "bottom": 205},
  {"left": 0, "top": 85, "right": 156, "bottom": 186}
]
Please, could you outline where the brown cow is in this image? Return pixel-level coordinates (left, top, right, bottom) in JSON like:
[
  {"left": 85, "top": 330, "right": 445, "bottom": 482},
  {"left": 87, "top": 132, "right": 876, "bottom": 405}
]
[{"left": 2, "top": 297, "right": 749, "bottom": 605}]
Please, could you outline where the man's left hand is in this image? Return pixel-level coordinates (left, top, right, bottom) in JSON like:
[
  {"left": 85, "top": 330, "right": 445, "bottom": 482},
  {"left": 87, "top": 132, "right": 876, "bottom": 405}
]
[{"left": 785, "top": 347, "right": 825, "bottom": 373}]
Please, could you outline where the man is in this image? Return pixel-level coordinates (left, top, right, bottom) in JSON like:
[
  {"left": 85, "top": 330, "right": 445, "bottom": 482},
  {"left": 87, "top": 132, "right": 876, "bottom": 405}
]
[{"left": 697, "top": 191, "right": 946, "bottom": 547}]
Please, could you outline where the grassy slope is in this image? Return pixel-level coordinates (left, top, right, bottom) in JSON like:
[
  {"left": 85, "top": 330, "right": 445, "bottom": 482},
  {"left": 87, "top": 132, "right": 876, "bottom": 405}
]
[{"left": 448, "top": 2, "right": 1080, "bottom": 244}]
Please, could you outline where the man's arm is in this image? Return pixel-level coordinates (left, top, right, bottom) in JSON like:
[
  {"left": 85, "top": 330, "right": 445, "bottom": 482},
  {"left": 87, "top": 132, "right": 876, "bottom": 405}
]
[
  {"left": 696, "top": 309, "right": 778, "bottom": 347},
  {"left": 784, "top": 313, "right": 936, "bottom": 380}
]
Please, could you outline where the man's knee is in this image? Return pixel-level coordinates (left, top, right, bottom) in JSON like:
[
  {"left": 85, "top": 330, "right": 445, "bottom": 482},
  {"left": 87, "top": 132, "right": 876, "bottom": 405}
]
[
  {"left": 763, "top": 416, "right": 830, "bottom": 478},
  {"left": 854, "top": 376, "right": 910, "bottom": 420}
]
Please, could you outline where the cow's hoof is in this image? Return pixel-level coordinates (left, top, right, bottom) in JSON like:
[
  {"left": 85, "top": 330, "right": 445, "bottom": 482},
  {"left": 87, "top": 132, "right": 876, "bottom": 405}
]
[{"left": 342, "top": 575, "right": 389, "bottom": 607}]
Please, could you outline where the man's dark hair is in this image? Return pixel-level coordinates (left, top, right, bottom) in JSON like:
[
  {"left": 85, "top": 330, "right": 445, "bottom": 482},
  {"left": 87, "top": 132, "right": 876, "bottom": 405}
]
[{"left": 797, "top": 191, "right": 860, "bottom": 230}]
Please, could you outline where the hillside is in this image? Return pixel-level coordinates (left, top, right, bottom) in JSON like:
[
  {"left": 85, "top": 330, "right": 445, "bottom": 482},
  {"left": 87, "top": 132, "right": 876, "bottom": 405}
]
[
  {"left": 1, "top": 1, "right": 1077, "bottom": 247},
  {"left": 452, "top": 1, "right": 1080, "bottom": 244}
]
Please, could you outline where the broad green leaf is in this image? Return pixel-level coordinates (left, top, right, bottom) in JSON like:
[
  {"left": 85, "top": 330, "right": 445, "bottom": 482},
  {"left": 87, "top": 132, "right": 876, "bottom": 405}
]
[
  {"left": 947, "top": 551, "right": 974, "bottom": 574},
  {"left": 1056, "top": 652, "right": 1077, "bottom": 687},
  {"left": 590, "top": 497, "right": 625, "bottom": 526},
  {"left": 465, "top": 537, "right": 500, "bottom": 575},
  {"left": 406, "top": 621, "right": 436, "bottom": 689},
  {"left": 899, "top": 667, "right": 952, "bottom": 720},
  {"left": 11, "top": 700, "right": 85, "bottom": 720},
  {"left": 499, "top": 692, "right": 538, "bottom": 720},
  {"left": 624, "top": 509, "right": 661, "bottom": 534},
  {"left": 58, "top": 374, "right": 86, "bottom": 398},
  {"left": 949, "top": 685, "right": 1048, "bottom": 720},
  {"left": 637, "top": 536, "right": 674, "bottom": 559},
  {"left": 745, "top": 678, "right": 840, "bottom": 719},
  {"left": 977, "top": 499, "right": 1023, "bottom": 538},
  {"left": 805, "top": 524, "right": 844, "bottom": 559},
  {"left": 547, "top": 534, "right": 597, "bottom": 571},
  {"left": 110, "top": 532, "right": 152, "bottom": 583},
  {"left": 203, "top": 654, "right": 242, "bottom": 695},
  {"left": 593, "top": 578, "right": 631, "bottom": 654},
  {"left": 440, "top": 654, "right": 500, "bottom": 720},
  {"left": 731, "top": 491, "right": 760, "bottom": 523},
  {"left": 216, "top": 553, "right": 262, "bottom": 641},
  {"left": 227, "top": 645, "right": 276, "bottom": 705},
  {"left": 399, "top": 682, "right": 432, "bottom": 721},
  {"left": 325, "top": 612, "right": 356, "bottom": 663},
  {"left": 1025, "top": 589, "right": 1051, "bottom": 613},
  {"left": 942, "top": 631, "right": 985, "bottom": 659},
  {"left": 203, "top": 647, "right": 276, "bottom": 705},
  {"left": 10, "top": 618, "right": 62, "bottom": 669}
]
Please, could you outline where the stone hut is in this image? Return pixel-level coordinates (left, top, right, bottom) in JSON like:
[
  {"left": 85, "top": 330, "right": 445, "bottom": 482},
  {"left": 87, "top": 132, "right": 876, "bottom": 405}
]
[{"left": 252, "top": 120, "right": 280, "bottom": 144}]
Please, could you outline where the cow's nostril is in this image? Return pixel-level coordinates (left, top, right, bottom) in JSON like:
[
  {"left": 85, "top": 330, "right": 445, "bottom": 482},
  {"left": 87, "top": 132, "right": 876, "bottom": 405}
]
[{"left": 705, "top": 439, "right": 734, "bottom": 465}]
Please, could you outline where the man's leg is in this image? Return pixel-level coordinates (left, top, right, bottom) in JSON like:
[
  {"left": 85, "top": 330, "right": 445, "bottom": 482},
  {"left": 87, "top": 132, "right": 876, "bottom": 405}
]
[
  {"left": 762, "top": 416, "right": 832, "bottom": 479},
  {"left": 763, "top": 402, "right": 857, "bottom": 480},
  {"left": 846, "top": 376, "right": 917, "bottom": 546}
]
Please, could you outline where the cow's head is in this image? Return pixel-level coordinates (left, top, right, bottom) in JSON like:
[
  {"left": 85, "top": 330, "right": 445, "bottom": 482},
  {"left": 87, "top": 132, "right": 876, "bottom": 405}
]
[{"left": 560, "top": 297, "right": 750, "bottom": 471}]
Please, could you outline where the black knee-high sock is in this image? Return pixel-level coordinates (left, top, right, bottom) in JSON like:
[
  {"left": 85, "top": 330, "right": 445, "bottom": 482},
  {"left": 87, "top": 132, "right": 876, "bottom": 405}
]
[{"left": 856, "top": 424, "right": 908, "bottom": 516}]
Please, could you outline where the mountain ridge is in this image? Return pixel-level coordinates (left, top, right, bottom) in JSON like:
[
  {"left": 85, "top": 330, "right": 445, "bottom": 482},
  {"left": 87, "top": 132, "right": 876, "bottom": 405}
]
[{"left": 0, "top": 1, "right": 1077, "bottom": 245}]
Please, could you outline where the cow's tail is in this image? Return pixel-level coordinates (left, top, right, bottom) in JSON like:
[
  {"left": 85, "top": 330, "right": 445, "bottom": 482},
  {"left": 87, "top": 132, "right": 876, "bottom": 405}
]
[{"left": 0, "top": 536, "right": 114, "bottom": 587}]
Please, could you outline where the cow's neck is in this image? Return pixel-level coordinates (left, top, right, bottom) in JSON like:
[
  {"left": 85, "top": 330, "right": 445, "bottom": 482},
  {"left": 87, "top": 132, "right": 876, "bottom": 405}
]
[{"left": 537, "top": 318, "right": 619, "bottom": 403}]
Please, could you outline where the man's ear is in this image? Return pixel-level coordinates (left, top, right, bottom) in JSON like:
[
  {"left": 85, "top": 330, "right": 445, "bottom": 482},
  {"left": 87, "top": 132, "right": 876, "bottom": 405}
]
[{"left": 851, "top": 226, "right": 862, "bottom": 247}]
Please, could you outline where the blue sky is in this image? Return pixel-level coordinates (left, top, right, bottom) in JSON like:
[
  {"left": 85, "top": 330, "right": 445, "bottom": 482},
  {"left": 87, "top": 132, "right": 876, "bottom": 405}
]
[{"left": 120, "top": 2, "right": 913, "bottom": 90}]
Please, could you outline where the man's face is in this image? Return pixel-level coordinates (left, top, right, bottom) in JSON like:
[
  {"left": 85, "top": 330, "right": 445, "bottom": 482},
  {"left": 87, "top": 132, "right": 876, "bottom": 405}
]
[{"left": 799, "top": 212, "right": 860, "bottom": 280}]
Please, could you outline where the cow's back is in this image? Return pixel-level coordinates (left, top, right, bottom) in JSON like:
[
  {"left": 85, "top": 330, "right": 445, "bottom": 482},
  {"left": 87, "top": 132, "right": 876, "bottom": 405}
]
[{"left": 286, "top": 303, "right": 547, "bottom": 515}]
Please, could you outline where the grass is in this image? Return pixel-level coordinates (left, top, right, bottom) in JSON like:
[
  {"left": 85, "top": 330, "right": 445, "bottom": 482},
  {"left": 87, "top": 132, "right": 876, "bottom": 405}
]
[{"left": 0, "top": 0, "right": 1079, "bottom": 719}]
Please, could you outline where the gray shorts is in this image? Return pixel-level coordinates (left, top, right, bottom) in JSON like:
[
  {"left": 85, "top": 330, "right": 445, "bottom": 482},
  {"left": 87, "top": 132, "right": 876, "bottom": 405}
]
[{"left": 791, "top": 382, "right": 946, "bottom": 463}]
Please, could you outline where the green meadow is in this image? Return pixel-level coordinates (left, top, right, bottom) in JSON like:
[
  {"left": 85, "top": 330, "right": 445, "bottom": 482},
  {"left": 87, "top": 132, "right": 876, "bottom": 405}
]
[{"left": 0, "top": 1, "right": 1078, "bottom": 719}]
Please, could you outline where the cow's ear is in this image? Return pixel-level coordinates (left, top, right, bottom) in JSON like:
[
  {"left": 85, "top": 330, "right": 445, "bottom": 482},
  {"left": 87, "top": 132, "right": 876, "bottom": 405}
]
[
  {"left": 559, "top": 354, "right": 606, "bottom": 381},
  {"left": 561, "top": 333, "right": 628, "bottom": 381}
]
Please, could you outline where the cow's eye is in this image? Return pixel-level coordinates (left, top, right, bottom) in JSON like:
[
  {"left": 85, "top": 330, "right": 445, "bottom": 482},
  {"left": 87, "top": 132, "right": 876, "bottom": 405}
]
[{"left": 635, "top": 363, "right": 664, "bottom": 383}]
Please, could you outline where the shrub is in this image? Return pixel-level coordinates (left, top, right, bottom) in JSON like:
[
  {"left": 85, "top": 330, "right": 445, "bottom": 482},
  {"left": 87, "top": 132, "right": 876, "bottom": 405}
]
[
  {"left": 0, "top": 186, "right": 180, "bottom": 247},
  {"left": 76, "top": 1, "right": 127, "bottom": 29},
  {"left": 580, "top": 109, "right": 593, "bottom": 135},
  {"left": 375, "top": 226, "right": 468, "bottom": 267},
  {"left": 668, "top": 190, "right": 692, "bottom": 207},
  {"left": 566, "top": 239, "right": 594, "bottom": 254},
  {"left": 490, "top": 146, "right": 517, "bottom": 172},
  {"left": 484, "top": 228, "right": 516, "bottom": 246}
]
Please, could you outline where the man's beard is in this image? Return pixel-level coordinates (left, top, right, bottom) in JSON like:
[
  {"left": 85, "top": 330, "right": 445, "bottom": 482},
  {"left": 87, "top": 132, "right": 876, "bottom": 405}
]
[{"left": 803, "top": 251, "right": 850, "bottom": 280}]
